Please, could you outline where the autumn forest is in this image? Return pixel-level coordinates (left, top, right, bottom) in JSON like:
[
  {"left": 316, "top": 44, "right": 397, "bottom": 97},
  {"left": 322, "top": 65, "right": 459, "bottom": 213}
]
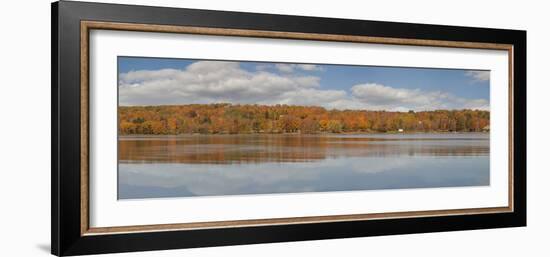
[{"left": 118, "top": 104, "right": 490, "bottom": 135}]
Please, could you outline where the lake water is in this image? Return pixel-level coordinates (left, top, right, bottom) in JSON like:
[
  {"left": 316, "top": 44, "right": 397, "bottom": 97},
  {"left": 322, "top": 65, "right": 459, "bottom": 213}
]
[{"left": 118, "top": 133, "right": 489, "bottom": 199}]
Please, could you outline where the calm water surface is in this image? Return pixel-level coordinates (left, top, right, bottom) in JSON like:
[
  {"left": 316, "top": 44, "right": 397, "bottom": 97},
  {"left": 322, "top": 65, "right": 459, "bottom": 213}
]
[{"left": 118, "top": 133, "right": 489, "bottom": 199}]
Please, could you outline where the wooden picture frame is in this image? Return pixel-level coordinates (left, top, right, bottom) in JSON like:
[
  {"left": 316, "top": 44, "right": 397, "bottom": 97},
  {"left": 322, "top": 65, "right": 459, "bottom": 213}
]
[{"left": 52, "top": 1, "right": 526, "bottom": 256}]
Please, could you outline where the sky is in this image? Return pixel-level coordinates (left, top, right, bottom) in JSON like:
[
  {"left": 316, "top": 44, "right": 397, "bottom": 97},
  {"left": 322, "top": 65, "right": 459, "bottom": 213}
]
[{"left": 118, "top": 56, "right": 490, "bottom": 112}]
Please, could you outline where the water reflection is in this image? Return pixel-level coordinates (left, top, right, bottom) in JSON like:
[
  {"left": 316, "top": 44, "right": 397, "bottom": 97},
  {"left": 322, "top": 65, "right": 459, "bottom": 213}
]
[
  {"left": 118, "top": 133, "right": 490, "bottom": 199},
  {"left": 119, "top": 133, "right": 489, "bottom": 164}
]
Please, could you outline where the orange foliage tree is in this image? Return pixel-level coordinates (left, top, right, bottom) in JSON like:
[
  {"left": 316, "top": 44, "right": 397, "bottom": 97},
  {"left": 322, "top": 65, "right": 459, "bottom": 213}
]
[{"left": 118, "top": 103, "right": 490, "bottom": 135}]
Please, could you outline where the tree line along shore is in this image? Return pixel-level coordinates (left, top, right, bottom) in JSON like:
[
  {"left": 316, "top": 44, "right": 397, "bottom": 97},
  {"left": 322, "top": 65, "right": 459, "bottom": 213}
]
[{"left": 118, "top": 103, "right": 490, "bottom": 135}]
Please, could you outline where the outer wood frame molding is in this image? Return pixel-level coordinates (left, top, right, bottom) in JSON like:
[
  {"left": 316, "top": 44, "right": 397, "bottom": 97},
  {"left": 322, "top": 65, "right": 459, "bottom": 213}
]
[{"left": 79, "top": 20, "right": 515, "bottom": 236}]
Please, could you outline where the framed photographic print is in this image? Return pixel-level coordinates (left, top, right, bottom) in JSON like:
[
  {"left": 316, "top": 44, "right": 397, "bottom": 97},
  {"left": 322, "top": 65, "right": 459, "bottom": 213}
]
[{"left": 51, "top": 1, "right": 526, "bottom": 256}]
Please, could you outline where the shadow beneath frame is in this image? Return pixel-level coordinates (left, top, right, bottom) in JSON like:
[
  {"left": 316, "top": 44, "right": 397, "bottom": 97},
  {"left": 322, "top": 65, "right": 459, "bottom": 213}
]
[{"left": 36, "top": 244, "right": 50, "bottom": 253}]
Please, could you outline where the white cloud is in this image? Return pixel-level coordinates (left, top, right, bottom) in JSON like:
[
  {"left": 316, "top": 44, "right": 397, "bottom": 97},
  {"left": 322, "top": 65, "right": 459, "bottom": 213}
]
[
  {"left": 119, "top": 61, "right": 488, "bottom": 111},
  {"left": 297, "top": 64, "right": 323, "bottom": 71},
  {"left": 274, "top": 64, "right": 294, "bottom": 73},
  {"left": 350, "top": 83, "right": 489, "bottom": 111},
  {"left": 119, "top": 61, "right": 324, "bottom": 106},
  {"left": 274, "top": 63, "right": 323, "bottom": 73},
  {"left": 465, "top": 70, "right": 490, "bottom": 82}
]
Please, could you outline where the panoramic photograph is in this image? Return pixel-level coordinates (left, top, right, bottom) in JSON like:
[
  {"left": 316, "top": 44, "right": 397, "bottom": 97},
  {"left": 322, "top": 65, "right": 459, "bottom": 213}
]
[{"left": 117, "top": 56, "right": 491, "bottom": 199}]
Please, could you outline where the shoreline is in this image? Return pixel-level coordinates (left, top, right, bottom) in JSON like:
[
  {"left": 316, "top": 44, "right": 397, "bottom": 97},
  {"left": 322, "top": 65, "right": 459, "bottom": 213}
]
[{"left": 119, "top": 131, "right": 490, "bottom": 137}]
